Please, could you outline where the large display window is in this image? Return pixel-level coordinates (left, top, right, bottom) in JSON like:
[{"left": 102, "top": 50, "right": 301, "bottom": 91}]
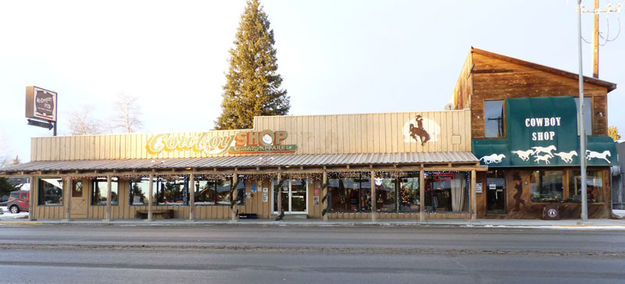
[
  {"left": 530, "top": 170, "right": 564, "bottom": 202},
  {"left": 91, "top": 177, "right": 119, "bottom": 206},
  {"left": 38, "top": 177, "right": 64, "bottom": 206},
  {"left": 327, "top": 172, "right": 370, "bottom": 212},
  {"left": 424, "top": 172, "right": 468, "bottom": 213}
]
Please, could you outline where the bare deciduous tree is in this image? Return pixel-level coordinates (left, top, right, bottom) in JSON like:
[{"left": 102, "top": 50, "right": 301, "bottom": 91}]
[
  {"left": 112, "top": 94, "right": 143, "bottom": 133},
  {"left": 67, "top": 105, "right": 103, "bottom": 135}
]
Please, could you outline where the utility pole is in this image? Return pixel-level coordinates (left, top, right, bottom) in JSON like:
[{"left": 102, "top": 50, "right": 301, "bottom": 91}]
[
  {"left": 577, "top": 0, "right": 588, "bottom": 222},
  {"left": 581, "top": 0, "right": 623, "bottom": 78}
]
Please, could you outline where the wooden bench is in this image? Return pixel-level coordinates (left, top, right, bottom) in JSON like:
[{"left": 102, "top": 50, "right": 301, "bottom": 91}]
[{"left": 135, "top": 209, "right": 174, "bottom": 219}]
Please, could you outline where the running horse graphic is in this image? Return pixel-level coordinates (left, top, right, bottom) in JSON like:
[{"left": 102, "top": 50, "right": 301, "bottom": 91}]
[{"left": 410, "top": 115, "right": 430, "bottom": 146}]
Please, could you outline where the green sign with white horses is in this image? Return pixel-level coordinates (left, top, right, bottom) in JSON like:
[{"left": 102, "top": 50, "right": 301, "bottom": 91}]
[{"left": 472, "top": 97, "right": 617, "bottom": 167}]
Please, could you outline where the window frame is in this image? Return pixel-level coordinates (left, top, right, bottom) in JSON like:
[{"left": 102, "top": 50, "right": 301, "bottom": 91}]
[
  {"left": 192, "top": 176, "right": 245, "bottom": 206},
  {"left": 128, "top": 177, "right": 151, "bottom": 206},
  {"left": 155, "top": 177, "right": 188, "bottom": 206},
  {"left": 483, "top": 99, "right": 505, "bottom": 138},
  {"left": 327, "top": 173, "right": 371, "bottom": 213},
  {"left": 37, "top": 177, "right": 64, "bottom": 206},
  {"left": 91, "top": 177, "right": 119, "bottom": 206},
  {"left": 530, "top": 170, "right": 564, "bottom": 203}
]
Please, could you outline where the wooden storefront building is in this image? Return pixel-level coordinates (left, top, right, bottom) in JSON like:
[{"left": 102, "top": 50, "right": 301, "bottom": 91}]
[
  {"left": 453, "top": 48, "right": 618, "bottom": 219},
  {"left": 0, "top": 110, "right": 486, "bottom": 221}
]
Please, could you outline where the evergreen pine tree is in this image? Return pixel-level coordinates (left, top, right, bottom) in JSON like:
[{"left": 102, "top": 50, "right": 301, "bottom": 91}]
[{"left": 215, "top": 0, "right": 289, "bottom": 130}]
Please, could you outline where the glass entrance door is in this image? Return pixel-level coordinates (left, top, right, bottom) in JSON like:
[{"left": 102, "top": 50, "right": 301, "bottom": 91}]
[
  {"left": 273, "top": 179, "right": 308, "bottom": 214},
  {"left": 486, "top": 170, "right": 506, "bottom": 214}
]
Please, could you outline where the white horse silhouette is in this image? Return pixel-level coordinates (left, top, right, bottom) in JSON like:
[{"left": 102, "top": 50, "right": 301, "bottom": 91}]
[
  {"left": 511, "top": 149, "right": 534, "bottom": 161},
  {"left": 480, "top": 154, "right": 506, "bottom": 164},
  {"left": 553, "top": 151, "right": 578, "bottom": 163},
  {"left": 534, "top": 154, "right": 552, "bottom": 164},
  {"left": 531, "top": 145, "right": 557, "bottom": 156},
  {"left": 586, "top": 150, "right": 611, "bottom": 163}
]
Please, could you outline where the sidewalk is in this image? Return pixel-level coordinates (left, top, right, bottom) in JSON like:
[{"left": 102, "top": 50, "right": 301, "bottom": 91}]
[{"left": 2, "top": 216, "right": 625, "bottom": 230}]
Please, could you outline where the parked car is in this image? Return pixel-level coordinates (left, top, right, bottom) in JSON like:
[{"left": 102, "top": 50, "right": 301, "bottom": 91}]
[{"left": 7, "top": 190, "right": 29, "bottom": 214}]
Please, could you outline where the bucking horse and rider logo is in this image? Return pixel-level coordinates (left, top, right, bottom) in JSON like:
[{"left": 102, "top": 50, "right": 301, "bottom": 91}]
[{"left": 403, "top": 114, "right": 440, "bottom": 146}]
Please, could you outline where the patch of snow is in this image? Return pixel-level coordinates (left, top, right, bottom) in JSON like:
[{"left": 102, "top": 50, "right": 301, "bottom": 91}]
[
  {"left": 0, "top": 206, "right": 29, "bottom": 219},
  {"left": 613, "top": 210, "right": 625, "bottom": 218}
]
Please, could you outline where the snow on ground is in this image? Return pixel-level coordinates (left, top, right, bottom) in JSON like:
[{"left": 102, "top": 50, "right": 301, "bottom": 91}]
[
  {"left": 614, "top": 210, "right": 625, "bottom": 218},
  {"left": 0, "top": 206, "right": 29, "bottom": 219}
]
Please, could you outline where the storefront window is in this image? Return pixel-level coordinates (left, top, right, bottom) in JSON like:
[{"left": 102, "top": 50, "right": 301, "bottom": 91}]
[
  {"left": 193, "top": 176, "right": 245, "bottom": 206},
  {"left": 328, "top": 173, "right": 370, "bottom": 212},
  {"left": 194, "top": 180, "right": 217, "bottom": 204},
  {"left": 484, "top": 100, "right": 504, "bottom": 138},
  {"left": 375, "top": 174, "right": 397, "bottom": 213},
  {"left": 399, "top": 177, "right": 420, "bottom": 212},
  {"left": 530, "top": 170, "right": 563, "bottom": 202},
  {"left": 569, "top": 169, "right": 603, "bottom": 203},
  {"left": 91, "top": 177, "right": 119, "bottom": 206},
  {"left": 156, "top": 177, "right": 187, "bottom": 206},
  {"left": 424, "top": 172, "right": 468, "bottom": 213},
  {"left": 38, "top": 178, "right": 63, "bottom": 206},
  {"left": 129, "top": 177, "right": 151, "bottom": 206}
]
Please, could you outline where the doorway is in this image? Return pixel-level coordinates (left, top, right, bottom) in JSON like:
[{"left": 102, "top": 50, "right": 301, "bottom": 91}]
[
  {"left": 486, "top": 170, "right": 506, "bottom": 214},
  {"left": 273, "top": 179, "right": 308, "bottom": 214},
  {"left": 70, "top": 180, "right": 88, "bottom": 218}
]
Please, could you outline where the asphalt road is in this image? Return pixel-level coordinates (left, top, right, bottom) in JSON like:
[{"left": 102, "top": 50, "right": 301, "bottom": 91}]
[{"left": 1, "top": 224, "right": 624, "bottom": 283}]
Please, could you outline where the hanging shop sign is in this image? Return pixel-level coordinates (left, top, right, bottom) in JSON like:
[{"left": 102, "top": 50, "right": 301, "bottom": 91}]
[
  {"left": 434, "top": 173, "right": 455, "bottom": 181},
  {"left": 472, "top": 97, "right": 617, "bottom": 167},
  {"left": 25, "top": 86, "right": 57, "bottom": 122},
  {"left": 146, "top": 130, "right": 297, "bottom": 156}
]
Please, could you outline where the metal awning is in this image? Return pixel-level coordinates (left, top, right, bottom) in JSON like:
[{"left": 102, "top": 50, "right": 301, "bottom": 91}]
[{"left": 0, "top": 152, "right": 480, "bottom": 175}]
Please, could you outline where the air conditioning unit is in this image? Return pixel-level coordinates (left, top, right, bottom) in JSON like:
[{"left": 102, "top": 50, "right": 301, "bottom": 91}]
[{"left": 542, "top": 205, "right": 560, "bottom": 220}]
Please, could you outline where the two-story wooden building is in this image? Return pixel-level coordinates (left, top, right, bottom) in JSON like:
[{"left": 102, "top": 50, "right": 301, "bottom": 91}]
[{"left": 453, "top": 47, "right": 618, "bottom": 219}]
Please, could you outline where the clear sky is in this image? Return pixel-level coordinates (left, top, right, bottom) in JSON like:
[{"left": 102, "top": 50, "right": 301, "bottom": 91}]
[{"left": 1, "top": 0, "right": 624, "bottom": 162}]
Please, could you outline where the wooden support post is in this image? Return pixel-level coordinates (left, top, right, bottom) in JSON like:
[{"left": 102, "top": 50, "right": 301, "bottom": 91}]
[
  {"left": 420, "top": 169, "right": 425, "bottom": 223},
  {"left": 29, "top": 176, "right": 36, "bottom": 221},
  {"left": 277, "top": 173, "right": 282, "bottom": 216},
  {"left": 64, "top": 177, "right": 71, "bottom": 221},
  {"left": 189, "top": 173, "right": 195, "bottom": 221},
  {"left": 105, "top": 175, "right": 112, "bottom": 222},
  {"left": 471, "top": 170, "right": 477, "bottom": 221},
  {"left": 370, "top": 170, "right": 376, "bottom": 222},
  {"left": 322, "top": 171, "right": 328, "bottom": 221},
  {"left": 148, "top": 174, "right": 154, "bottom": 221},
  {"left": 231, "top": 173, "right": 238, "bottom": 222}
]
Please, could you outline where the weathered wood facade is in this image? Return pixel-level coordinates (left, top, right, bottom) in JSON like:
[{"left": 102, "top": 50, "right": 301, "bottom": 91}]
[
  {"left": 30, "top": 111, "right": 472, "bottom": 161},
  {"left": 4, "top": 110, "right": 485, "bottom": 221},
  {"left": 453, "top": 48, "right": 617, "bottom": 219},
  {"left": 453, "top": 47, "right": 615, "bottom": 139}
]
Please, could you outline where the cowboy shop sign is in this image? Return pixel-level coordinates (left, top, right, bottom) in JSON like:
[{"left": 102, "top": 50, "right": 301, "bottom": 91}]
[
  {"left": 472, "top": 97, "right": 617, "bottom": 167},
  {"left": 146, "top": 130, "right": 297, "bottom": 156}
]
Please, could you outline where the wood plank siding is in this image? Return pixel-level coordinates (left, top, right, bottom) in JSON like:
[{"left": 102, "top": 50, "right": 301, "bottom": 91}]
[
  {"left": 31, "top": 110, "right": 472, "bottom": 161},
  {"left": 452, "top": 48, "right": 615, "bottom": 139}
]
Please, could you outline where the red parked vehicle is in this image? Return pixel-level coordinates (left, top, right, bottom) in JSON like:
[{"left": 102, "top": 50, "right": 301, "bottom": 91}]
[{"left": 7, "top": 190, "right": 29, "bottom": 214}]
